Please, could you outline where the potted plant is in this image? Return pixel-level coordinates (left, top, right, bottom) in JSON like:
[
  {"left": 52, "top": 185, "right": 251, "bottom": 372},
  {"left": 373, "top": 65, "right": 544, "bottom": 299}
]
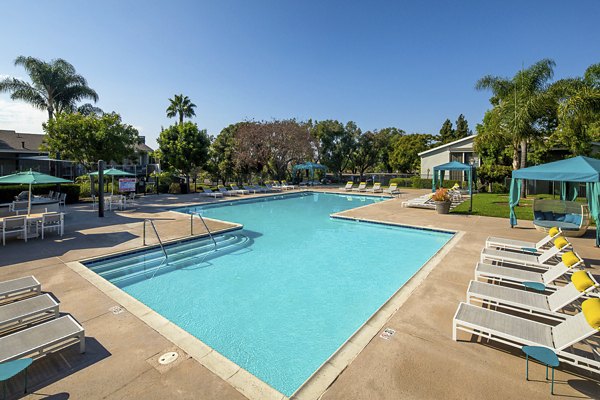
[{"left": 432, "top": 188, "right": 451, "bottom": 214}]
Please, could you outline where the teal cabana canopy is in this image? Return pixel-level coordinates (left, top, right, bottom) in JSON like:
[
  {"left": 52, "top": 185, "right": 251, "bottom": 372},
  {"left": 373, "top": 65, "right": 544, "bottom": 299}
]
[
  {"left": 432, "top": 161, "right": 474, "bottom": 196},
  {"left": 292, "top": 162, "right": 327, "bottom": 184},
  {"left": 508, "top": 156, "right": 600, "bottom": 246}
]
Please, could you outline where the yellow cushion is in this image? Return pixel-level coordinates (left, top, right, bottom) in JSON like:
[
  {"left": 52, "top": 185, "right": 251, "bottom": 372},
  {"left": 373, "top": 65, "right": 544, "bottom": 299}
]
[
  {"left": 554, "top": 236, "right": 569, "bottom": 249},
  {"left": 582, "top": 298, "right": 600, "bottom": 330},
  {"left": 347, "top": 182, "right": 353, "bottom": 184},
  {"left": 571, "top": 271, "right": 595, "bottom": 292},
  {"left": 562, "top": 251, "right": 581, "bottom": 268},
  {"left": 549, "top": 227, "right": 560, "bottom": 238}
]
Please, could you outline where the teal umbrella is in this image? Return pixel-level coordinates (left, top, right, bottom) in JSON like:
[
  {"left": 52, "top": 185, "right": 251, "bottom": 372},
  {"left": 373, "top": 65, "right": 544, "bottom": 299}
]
[
  {"left": 89, "top": 168, "right": 135, "bottom": 194},
  {"left": 0, "top": 169, "right": 72, "bottom": 215}
]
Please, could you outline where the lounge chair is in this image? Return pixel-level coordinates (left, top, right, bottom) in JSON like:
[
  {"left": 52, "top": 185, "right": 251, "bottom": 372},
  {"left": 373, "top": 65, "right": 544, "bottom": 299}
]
[
  {"left": 199, "top": 188, "right": 224, "bottom": 198},
  {"left": 0, "top": 293, "right": 59, "bottom": 333},
  {"left": 352, "top": 182, "right": 367, "bottom": 192},
  {"left": 367, "top": 183, "right": 383, "bottom": 193},
  {"left": 39, "top": 212, "right": 64, "bottom": 239},
  {"left": 230, "top": 185, "right": 249, "bottom": 195},
  {"left": 474, "top": 251, "right": 584, "bottom": 288},
  {"left": 265, "top": 183, "right": 282, "bottom": 192},
  {"left": 0, "top": 315, "right": 85, "bottom": 363},
  {"left": 485, "top": 227, "right": 563, "bottom": 253},
  {"left": 466, "top": 270, "right": 600, "bottom": 321},
  {"left": 217, "top": 185, "right": 238, "bottom": 196},
  {"left": 452, "top": 298, "right": 600, "bottom": 373},
  {"left": 280, "top": 181, "right": 295, "bottom": 190},
  {"left": 343, "top": 182, "right": 354, "bottom": 191},
  {"left": 480, "top": 236, "right": 572, "bottom": 268},
  {"left": 0, "top": 276, "right": 41, "bottom": 302},
  {"left": 1, "top": 216, "right": 27, "bottom": 245},
  {"left": 383, "top": 183, "right": 399, "bottom": 196}
]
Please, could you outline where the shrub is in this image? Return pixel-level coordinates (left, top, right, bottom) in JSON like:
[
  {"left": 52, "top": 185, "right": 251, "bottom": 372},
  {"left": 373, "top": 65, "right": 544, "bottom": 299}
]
[
  {"left": 168, "top": 182, "right": 181, "bottom": 194},
  {"left": 490, "top": 183, "right": 508, "bottom": 194},
  {"left": 0, "top": 184, "right": 80, "bottom": 204}
]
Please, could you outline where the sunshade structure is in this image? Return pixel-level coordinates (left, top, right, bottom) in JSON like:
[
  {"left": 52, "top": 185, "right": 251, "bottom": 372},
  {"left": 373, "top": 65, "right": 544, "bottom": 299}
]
[
  {"left": 89, "top": 168, "right": 135, "bottom": 195},
  {"left": 432, "top": 161, "right": 474, "bottom": 195},
  {"left": 292, "top": 162, "right": 327, "bottom": 185},
  {"left": 0, "top": 169, "right": 72, "bottom": 215},
  {"left": 509, "top": 156, "right": 600, "bottom": 246}
]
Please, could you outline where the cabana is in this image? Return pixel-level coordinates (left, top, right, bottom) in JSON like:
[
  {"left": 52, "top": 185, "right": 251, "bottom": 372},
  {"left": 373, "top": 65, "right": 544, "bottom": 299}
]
[
  {"left": 432, "top": 161, "right": 474, "bottom": 194},
  {"left": 292, "top": 162, "right": 327, "bottom": 185},
  {"left": 509, "top": 156, "right": 600, "bottom": 246}
]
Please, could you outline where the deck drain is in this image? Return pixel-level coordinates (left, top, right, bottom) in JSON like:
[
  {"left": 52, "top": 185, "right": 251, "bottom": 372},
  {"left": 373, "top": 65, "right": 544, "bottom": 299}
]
[
  {"left": 379, "top": 327, "right": 395, "bottom": 340},
  {"left": 158, "top": 351, "right": 179, "bottom": 365},
  {"left": 109, "top": 305, "right": 124, "bottom": 315}
]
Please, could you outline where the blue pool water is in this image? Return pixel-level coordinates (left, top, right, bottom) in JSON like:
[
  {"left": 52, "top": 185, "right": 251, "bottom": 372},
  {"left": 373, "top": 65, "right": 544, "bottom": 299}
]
[{"left": 85, "top": 192, "right": 452, "bottom": 396}]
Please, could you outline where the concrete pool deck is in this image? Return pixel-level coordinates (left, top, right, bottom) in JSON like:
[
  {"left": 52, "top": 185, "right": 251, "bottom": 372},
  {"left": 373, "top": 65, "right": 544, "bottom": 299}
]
[{"left": 0, "top": 189, "right": 599, "bottom": 399}]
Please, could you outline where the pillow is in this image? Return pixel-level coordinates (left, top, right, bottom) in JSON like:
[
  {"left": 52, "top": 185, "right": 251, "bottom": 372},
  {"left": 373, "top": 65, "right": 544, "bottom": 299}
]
[
  {"left": 534, "top": 211, "right": 545, "bottom": 220},
  {"left": 582, "top": 298, "right": 600, "bottom": 330},
  {"left": 549, "top": 227, "right": 560, "bottom": 237},
  {"left": 571, "top": 271, "right": 596, "bottom": 292},
  {"left": 553, "top": 213, "right": 565, "bottom": 222},
  {"left": 564, "top": 213, "right": 575, "bottom": 224},
  {"left": 562, "top": 251, "right": 581, "bottom": 268},
  {"left": 542, "top": 211, "right": 554, "bottom": 220},
  {"left": 571, "top": 214, "right": 582, "bottom": 226},
  {"left": 554, "top": 236, "right": 569, "bottom": 249}
]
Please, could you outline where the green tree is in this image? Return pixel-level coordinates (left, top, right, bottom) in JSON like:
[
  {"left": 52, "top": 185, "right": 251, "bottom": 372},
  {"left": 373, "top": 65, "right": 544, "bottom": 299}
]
[
  {"left": 209, "top": 124, "right": 238, "bottom": 184},
  {"left": 350, "top": 131, "right": 382, "bottom": 180},
  {"left": 475, "top": 59, "right": 557, "bottom": 172},
  {"left": 43, "top": 112, "right": 138, "bottom": 169},
  {"left": 156, "top": 122, "right": 211, "bottom": 191},
  {"left": 438, "top": 119, "right": 455, "bottom": 144},
  {"left": 166, "top": 94, "right": 197, "bottom": 125},
  {"left": 375, "top": 127, "right": 405, "bottom": 172},
  {"left": 389, "top": 133, "right": 435, "bottom": 173},
  {"left": 0, "top": 56, "right": 98, "bottom": 120},
  {"left": 311, "top": 120, "right": 357, "bottom": 180},
  {"left": 455, "top": 114, "right": 471, "bottom": 139}
]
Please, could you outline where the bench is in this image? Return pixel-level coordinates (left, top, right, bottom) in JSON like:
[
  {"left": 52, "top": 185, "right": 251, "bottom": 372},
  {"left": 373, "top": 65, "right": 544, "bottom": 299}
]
[{"left": 532, "top": 199, "right": 590, "bottom": 237}]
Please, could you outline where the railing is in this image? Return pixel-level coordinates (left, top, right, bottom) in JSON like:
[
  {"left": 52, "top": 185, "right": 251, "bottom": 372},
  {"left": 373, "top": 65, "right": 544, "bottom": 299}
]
[
  {"left": 191, "top": 211, "right": 218, "bottom": 264},
  {"left": 142, "top": 219, "right": 169, "bottom": 279}
]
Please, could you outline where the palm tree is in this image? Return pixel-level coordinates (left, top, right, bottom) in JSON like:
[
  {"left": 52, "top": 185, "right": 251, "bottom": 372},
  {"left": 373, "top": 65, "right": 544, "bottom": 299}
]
[
  {"left": 0, "top": 56, "right": 98, "bottom": 120},
  {"left": 166, "top": 94, "right": 196, "bottom": 125},
  {"left": 476, "top": 59, "right": 556, "bottom": 171}
]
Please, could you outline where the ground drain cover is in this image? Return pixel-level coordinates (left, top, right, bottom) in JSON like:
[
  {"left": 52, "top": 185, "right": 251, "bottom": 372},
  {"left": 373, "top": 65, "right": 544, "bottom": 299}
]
[
  {"left": 158, "top": 351, "right": 179, "bottom": 365},
  {"left": 109, "top": 305, "right": 124, "bottom": 315},
  {"left": 379, "top": 327, "right": 395, "bottom": 340}
]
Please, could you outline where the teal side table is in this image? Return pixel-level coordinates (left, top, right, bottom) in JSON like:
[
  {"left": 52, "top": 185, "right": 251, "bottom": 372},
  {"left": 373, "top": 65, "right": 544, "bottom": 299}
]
[
  {"left": 0, "top": 358, "right": 33, "bottom": 399},
  {"left": 522, "top": 281, "right": 546, "bottom": 292},
  {"left": 522, "top": 346, "right": 559, "bottom": 395}
]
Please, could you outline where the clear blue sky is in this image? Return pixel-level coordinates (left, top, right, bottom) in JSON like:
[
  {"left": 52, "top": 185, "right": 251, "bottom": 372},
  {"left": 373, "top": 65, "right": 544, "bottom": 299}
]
[{"left": 0, "top": 0, "right": 598, "bottom": 148}]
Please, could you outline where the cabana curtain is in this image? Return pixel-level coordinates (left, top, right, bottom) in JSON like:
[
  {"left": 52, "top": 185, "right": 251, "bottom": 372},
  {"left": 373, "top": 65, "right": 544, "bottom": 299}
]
[{"left": 432, "top": 161, "right": 474, "bottom": 196}]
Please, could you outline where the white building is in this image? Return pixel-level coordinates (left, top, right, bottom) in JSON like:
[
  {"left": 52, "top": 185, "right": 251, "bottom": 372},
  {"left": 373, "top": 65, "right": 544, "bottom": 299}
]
[{"left": 418, "top": 135, "right": 479, "bottom": 181}]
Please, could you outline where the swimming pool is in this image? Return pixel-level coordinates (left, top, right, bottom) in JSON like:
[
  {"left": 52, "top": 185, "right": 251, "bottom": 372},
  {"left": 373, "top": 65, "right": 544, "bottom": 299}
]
[{"left": 84, "top": 192, "right": 452, "bottom": 396}]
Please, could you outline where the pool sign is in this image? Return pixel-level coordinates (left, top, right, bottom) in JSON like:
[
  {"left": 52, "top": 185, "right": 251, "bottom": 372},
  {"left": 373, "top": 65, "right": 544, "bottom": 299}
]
[{"left": 119, "top": 178, "right": 136, "bottom": 192}]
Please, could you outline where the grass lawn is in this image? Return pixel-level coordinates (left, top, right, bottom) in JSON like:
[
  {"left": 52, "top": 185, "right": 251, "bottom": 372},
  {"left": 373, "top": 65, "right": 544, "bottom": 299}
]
[{"left": 451, "top": 193, "right": 535, "bottom": 220}]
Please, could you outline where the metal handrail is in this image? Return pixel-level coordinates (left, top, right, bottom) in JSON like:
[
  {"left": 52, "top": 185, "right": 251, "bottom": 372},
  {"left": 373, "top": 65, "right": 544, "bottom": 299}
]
[
  {"left": 142, "top": 219, "right": 169, "bottom": 279},
  {"left": 190, "top": 211, "right": 217, "bottom": 250}
]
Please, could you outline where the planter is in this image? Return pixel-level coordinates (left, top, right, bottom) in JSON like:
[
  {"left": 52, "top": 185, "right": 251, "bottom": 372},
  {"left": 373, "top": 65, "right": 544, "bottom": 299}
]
[{"left": 435, "top": 200, "right": 451, "bottom": 214}]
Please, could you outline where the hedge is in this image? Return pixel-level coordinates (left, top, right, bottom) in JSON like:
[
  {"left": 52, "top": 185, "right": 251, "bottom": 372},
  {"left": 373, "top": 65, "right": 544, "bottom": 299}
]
[
  {"left": 389, "top": 177, "right": 463, "bottom": 189},
  {"left": 0, "top": 184, "right": 80, "bottom": 204}
]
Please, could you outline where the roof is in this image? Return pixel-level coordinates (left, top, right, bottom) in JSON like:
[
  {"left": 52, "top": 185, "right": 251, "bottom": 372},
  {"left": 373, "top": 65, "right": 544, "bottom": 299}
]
[
  {"left": 135, "top": 142, "right": 153, "bottom": 152},
  {"left": 512, "top": 156, "right": 600, "bottom": 182},
  {"left": 418, "top": 135, "right": 476, "bottom": 157},
  {"left": 0, "top": 130, "right": 46, "bottom": 154},
  {"left": 433, "top": 161, "right": 472, "bottom": 171}
]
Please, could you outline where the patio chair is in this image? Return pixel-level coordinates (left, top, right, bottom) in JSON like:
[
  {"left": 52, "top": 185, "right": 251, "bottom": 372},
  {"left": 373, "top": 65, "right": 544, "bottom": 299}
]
[
  {"left": 52, "top": 192, "right": 60, "bottom": 200},
  {"left": 343, "top": 182, "right": 354, "bottom": 191},
  {"left": 230, "top": 185, "right": 249, "bottom": 195},
  {"left": 383, "top": 183, "right": 399, "bottom": 195},
  {"left": 352, "top": 182, "right": 367, "bottom": 192},
  {"left": 125, "top": 192, "right": 138, "bottom": 208},
  {"left": 0, "top": 276, "right": 41, "bottom": 301},
  {"left": 480, "top": 236, "right": 572, "bottom": 268},
  {"left": 2, "top": 216, "right": 27, "bottom": 246},
  {"left": 47, "top": 190, "right": 55, "bottom": 199},
  {"left": 39, "top": 212, "right": 64, "bottom": 239},
  {"left": 10, "top": 201, "right": 29, "bottom": 216},
  {"left": 367, "top": 183, "right": 383, "bottom": 193},
  {"left": 199, "top": 188, "right": 224, "bottom": 198},
  {"left": 474, "top": 251, "right": 584, "bottom": 288},
  {"left": 58, "top": 193, "right": 67, "bottom": 208},
  {"left": 466, "top": 270, "right": 600, "bottom": 322},
  {"left": 452, "top": 298, "right": 600, "bottom": 374},
  {"left": 0, "top": 293, "right": 59, "bottom": 333},
  {"left": 280, "top": 180, "right": 295, "bottom": 190},
  {"left": 0, "top": 315, "right": 85, "bottom": 363},
  {"left": 485, "top": 227, "right": 563, "bottom": 253},
  {"left": 217, "top": 185, "right": 238, "bottom": 196}
]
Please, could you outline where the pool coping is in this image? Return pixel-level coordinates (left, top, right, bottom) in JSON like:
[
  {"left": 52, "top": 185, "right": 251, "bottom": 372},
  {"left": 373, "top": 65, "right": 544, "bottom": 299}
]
[{"left": 65, "top": 194, "right": 462, "bottom": 400}]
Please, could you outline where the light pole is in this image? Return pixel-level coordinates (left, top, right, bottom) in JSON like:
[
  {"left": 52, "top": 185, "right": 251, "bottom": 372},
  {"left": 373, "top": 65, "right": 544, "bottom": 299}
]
[{"left": 468, "top": 159, "right": 475, "bottom": 214}]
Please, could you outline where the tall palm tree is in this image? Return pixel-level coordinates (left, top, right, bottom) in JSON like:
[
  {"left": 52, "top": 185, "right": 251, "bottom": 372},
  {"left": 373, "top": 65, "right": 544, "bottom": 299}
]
[
  {"left": 166, "top": 94, "right": 196, "bottom": 125},
  {"left": 476, "top": 59, "right": 556, "bottom": 171},
  {"left": 0, "top": 56, "right": 99, "bottom": 120}
]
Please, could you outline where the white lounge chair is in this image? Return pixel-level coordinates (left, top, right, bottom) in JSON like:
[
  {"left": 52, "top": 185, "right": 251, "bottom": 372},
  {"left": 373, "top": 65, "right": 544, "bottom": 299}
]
[
  {"left": 383, "top": 183, "right": 399, "bottom": 195},
  {"left": 2, "top": 216, "right": 27, "bottom": 246},
  {"left": 265, "top": 183, "right": 282, "bottom": 192},
  {"left": 343, "top": 182, "right": 354, "bottom": 191},
  {"left": 352, "top": 182, "right": 367, "bottom": 192},
  {"left": 0, "top": 276, "right": 41, "bottom": 301},
  {"left": 480, "top": 236, "right": 572, "bottom": 268},
  {"left": 0, "top": 293, "right": 59, "bottom": 333},
  {"left": 218, "top": 185, "right": 238, "bottom": 196},
  {"left": 39, "top": 212, "right": 64, "bottom": 239},
  {"left": 466, "top": 270, "right": 600, "bottom": 321},
  {"left": 452, "top": 298, "right": 600, "bottom": 373},
  {"left": 474, "top": 251, "right": 584, "bottom": 288},
  {"left": 230, "top": 185, "right": 249, "bottom": 195},
  {"left": 485, "top": 227, "right": 563, "bottom": 253},
  {"left": 280, "top": 181, "right": 295, "bottom": 190},
  {"left": 200, "top": 188, "right": 224, "bottom": 198},
  {"left": 0, "top": 315, "right": 85, "bottom": 363},
  {"left": 367, "top": 183, "right": 383, "bottom": 193}
]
